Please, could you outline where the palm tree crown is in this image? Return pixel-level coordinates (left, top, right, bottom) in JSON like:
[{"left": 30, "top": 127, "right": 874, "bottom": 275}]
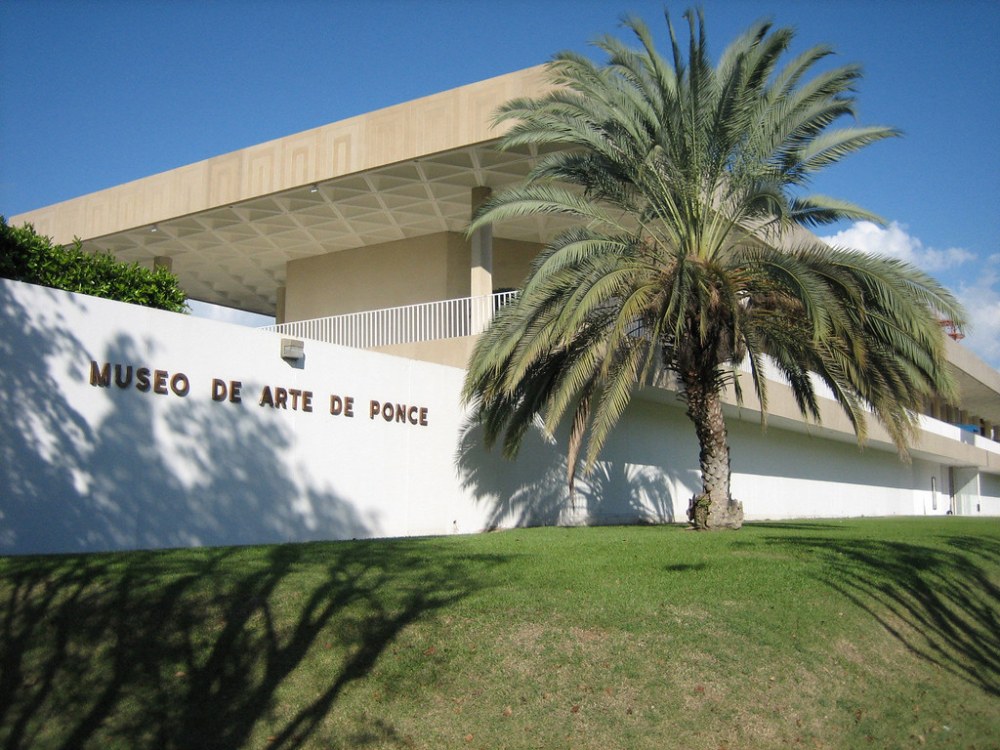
[{"left": 462, "top": 10, "right": 965, "bottom": 529}]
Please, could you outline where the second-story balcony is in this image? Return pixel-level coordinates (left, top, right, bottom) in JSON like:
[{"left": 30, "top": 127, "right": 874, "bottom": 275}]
[{"left": 262, "top": 291, "right": 518, "bottom": 352}]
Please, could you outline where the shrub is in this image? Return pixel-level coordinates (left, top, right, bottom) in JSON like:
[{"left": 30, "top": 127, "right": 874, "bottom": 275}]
[{"left": 0, "top": 216, "right": 187, "bottom": 313}]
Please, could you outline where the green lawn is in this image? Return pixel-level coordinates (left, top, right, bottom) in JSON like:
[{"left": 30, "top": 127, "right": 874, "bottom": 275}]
[{"left": 1, "top": 518, "right": 998, "bottom": 749}]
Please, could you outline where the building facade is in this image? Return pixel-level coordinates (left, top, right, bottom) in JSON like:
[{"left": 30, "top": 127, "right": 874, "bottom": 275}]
[{"left": 6, "top": 67, "right": 999, "bottom": 554}]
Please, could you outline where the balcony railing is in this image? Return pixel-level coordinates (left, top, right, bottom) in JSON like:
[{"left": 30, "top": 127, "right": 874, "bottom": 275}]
[{"left": 261, "top": 291, "right": 518, "bottom": 349}]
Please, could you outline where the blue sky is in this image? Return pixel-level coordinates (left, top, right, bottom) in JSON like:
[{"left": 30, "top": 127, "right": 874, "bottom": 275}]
[{"left": 2, "top": 0, "right": 998, "bottom": 366}]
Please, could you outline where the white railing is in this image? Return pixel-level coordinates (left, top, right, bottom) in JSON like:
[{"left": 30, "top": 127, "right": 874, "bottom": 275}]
[{"left": 261, "top": 291, "right": 518, "bottom": 349}]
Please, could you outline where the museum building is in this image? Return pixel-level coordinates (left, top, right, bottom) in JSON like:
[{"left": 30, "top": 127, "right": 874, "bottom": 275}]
[{"left": 5, "top": 66, "right": 999, "bottom": 554}]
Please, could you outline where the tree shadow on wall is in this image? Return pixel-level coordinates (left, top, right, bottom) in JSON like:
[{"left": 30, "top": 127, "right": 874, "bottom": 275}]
[
  {"left": 0, "top": 284, "right": 93, "bottom": 549},
  {"left": 758, "top": 528, "right": 1000, "bottom": 697},
  {"left": 0, "top": 539, "right": 506, "bottom": 749},
  {"left": 455, "top": 417, "right": 675, "bottom": 530},
  {"left": 0, "top": 282, "right": 371, "bottom": 554}
]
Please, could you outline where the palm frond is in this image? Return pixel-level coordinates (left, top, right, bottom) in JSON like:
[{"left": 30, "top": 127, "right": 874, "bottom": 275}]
[{"left": 462, "top": 8, "right": 964, "bottom": 511}]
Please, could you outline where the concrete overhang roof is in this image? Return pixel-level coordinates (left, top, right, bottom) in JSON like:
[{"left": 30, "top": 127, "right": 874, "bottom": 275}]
[
  {"left": 10, "top": 65, "right": 568, "bottom": 316},
  {"left": 45, "top": 143, "right": 570, "bottom": 315},
  {"left": 944, "top": 337, "right": 1000, "bottom": 426}
]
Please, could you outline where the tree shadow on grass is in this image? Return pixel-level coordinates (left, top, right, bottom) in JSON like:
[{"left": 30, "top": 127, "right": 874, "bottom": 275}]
[
  {"left": 745, "top": 521, "right": 851, "bottom": 531},
  {"left": 762, "top": 531, "right": 1000, "bottom": 697},
  {"left": 0, "top": 540, "right": 507, "bottom": 749}
]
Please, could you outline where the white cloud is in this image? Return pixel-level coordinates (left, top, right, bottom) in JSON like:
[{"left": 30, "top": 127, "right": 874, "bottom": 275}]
[
  {"left": 820, "top": 220, "right": 975, "bottom": 271},
  {"left": 187, "top": 300, "right": 274, "bottom": 328},
  {"left": 954, "top": 261, "right": 1000, "bottom": 369},
  {"left": 821, "top": 221, "right": 999, "bottom": 370}
]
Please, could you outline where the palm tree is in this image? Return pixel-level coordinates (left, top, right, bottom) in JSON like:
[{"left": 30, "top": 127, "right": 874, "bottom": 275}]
[{"left": 462, "top": 10, "right": 965, "bottom": 530}]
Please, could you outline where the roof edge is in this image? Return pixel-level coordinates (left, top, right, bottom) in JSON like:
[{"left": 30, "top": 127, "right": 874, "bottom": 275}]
[{"left": 11, "top": 65, "right": 552, "bottom": 244}]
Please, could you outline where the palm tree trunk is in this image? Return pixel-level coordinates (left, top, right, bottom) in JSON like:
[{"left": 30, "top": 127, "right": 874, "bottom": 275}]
[{"left": 682, "top": 377, "right": 744, "bottom": 530}]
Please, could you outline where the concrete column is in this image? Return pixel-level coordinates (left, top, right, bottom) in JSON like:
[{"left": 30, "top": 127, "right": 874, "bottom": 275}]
[
  {"left": 153, "top": 256, "right": 173, "bottom": 273},
  {"left": 470, "top": 186, "right": 493, "bottom": 299},
  {"left": 275, "top": 286, "right": 287, "bottom": 325},
  {"left": 470, "top": 186, "right": 494, "bottom": 334}
]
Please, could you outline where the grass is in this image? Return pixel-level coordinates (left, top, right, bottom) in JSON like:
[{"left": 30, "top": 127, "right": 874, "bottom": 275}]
[{"left": 1, "top": 517, "right": 998, "bottom": 749}]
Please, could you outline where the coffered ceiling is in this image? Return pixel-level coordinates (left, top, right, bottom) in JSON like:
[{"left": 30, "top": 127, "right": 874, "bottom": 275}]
[{"left": 80, "top": 143, "right": 575, "bottom": 316}]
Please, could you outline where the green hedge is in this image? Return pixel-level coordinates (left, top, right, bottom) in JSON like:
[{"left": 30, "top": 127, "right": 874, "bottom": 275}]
[{"left": 0, "top": 216, "right": 187, "bottom": 313}]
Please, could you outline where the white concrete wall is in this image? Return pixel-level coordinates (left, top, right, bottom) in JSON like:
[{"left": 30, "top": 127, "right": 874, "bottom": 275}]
[
  {"left": 1, "top": 278, "right": 995, "bottom": 556},
  {"left": 980, "top": 473, "right": 1000, "bottom": 516},
  {"left": 727, "top": 416, "right": 946, "bottom": 519},
  {"left": 0, "top": 278, "right": 481, "bottom": 553}
]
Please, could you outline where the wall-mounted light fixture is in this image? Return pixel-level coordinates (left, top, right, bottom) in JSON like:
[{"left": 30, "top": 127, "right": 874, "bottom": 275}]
[
  {"left": 281, "top": 338, "right": 305, "bottom": 362},
  {"left": 309, "top": 184, "right": 319, "bottom": 194},
  {"left": 150, "top": 224, "right": 159, "bottom": 233}
]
